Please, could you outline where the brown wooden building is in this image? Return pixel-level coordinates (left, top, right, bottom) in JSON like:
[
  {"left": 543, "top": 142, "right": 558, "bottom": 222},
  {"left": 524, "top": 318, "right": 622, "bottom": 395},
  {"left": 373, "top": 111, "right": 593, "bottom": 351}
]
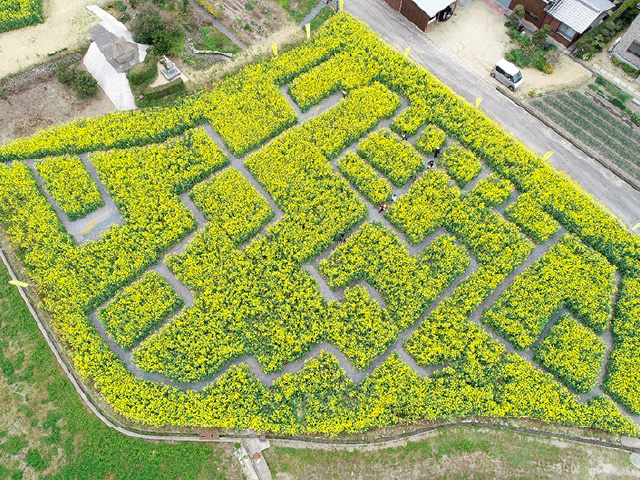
[
  {"left": 382, "top": 0, "right": 457, "bottom": 32},
  {"left": 509, "top": 0, "right": 614, "bottom": 46}
]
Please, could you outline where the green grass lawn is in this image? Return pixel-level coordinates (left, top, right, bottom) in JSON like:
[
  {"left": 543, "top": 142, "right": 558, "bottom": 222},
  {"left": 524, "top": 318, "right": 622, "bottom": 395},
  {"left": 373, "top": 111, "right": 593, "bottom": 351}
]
[
  {"left": 198, "top": 26, "right": 241, "bottom": 54},
  {"left": 0, "top": 262, "right": 241, "bottom": 480},
  {"left": 265, "top": 426, "right": 640, "bottom": 480},
  {"left": 274, "top": 0, "right": 321, "bottom": 22}
]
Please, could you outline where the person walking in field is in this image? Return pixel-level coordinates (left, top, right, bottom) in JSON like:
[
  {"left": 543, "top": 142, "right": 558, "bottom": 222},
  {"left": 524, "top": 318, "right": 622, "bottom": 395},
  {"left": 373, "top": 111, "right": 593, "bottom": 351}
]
[
  {"left": 378, "top": 203, "right": 387, "bottom": 213},
  {"left": 391, "top": 194, "right": 397, "bottom": 203}
]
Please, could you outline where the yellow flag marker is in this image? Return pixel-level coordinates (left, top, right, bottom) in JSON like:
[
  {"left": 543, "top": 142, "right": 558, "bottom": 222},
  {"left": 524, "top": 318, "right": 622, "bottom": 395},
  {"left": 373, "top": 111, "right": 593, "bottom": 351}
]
[
  {"left": 272, "top": 44, "right": 278, "bottom": 56},
  {"left": 475, "top": 97, "right": 482, "bottom": 108},
  {"left": 404, "top": 46, "right": 410, "bottom": 58},
  {"left": 633, "top": 223, "right": 640, "bottom": 231},
  {"left": 9, "top": 280, "right": 29, "bottom": 288},
  {"left": 82, "top": 221, "right": 96, "bottom": 235},
  {"left": 306, "top": 23, "right": 311, "bottom": 39},
  {"left": 339, "top": 0, "right": 343, "bottom": 11},
  {"left": 542, "top": 151, "right": 553, "bottom": 160}
]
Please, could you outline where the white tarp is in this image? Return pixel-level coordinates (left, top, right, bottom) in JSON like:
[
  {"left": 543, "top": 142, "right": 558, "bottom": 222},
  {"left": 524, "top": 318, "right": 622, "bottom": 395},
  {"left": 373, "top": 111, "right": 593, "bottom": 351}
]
[
  {"left": 83, "top": 42, "right": 137, "bottom": 110},
  {"left": 414, "top": 0, "right": 455, "bottom": 18}
]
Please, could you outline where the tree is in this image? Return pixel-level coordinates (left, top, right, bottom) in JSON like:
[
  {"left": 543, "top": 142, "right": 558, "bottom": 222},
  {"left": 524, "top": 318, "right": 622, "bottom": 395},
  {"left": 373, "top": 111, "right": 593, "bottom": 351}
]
[
  {"left": 131, "top": 4, "right": 165, "bottom": 45},
  {"left": 509, "top": 4, "right": 525, "bottom": 28},
  {"left": 533, "top": 25, "right": 552, "bottom": 48}
]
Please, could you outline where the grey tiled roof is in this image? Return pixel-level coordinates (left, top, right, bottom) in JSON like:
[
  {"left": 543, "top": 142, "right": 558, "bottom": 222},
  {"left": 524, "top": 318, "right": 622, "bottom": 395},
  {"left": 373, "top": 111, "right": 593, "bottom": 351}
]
[
  {"left": 544, "top": 0, "right": 614, "bottom": 34},
  {"left": 612, "top": 14, "right": 640, "bottom": 69}
]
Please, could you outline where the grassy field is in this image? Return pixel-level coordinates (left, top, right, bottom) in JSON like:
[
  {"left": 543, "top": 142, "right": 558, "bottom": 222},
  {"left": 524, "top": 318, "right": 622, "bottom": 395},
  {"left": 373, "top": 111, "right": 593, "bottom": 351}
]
[
  {"left": 265, "top": 427, "right": 640, "bottom": 480},
  {"left": 0, "top": 262, "right": 242, "bottom": 480}
]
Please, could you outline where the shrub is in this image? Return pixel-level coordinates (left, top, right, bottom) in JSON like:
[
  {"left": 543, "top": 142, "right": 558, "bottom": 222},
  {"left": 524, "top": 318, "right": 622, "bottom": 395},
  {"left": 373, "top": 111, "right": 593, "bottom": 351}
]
[
  {"left": 127, "top": 54, "right": 158, "bottom": 87},
  {"left": 142, "top": 77, "right": 186, "bottom": 100},
  {"left": 56, "top": 63, "right": 98, "bottom": 100}
]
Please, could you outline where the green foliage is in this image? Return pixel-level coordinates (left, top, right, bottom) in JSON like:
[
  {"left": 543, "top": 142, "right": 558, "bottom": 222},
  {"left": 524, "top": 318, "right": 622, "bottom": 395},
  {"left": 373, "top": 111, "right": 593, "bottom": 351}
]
[
  {"left": 56, "top": 63, "right": 98, "bottom": 100},
  {"left": 534, "top": 314, "right": 605, "bottom": 393},
  {"left": 142, "top": 77, "right": 186, "bottom": 101},
  {"left": 197, "top": 26, "right": 241, "bottom": 54},
  {"left": 131, "top": 4, "right": 165, "bottom": 44},
  {"left": 464, "top": 173, "right": 513, "bottom": 209},
  {"left": 127, "top": 54, "right": 158, "bottom": 87}
]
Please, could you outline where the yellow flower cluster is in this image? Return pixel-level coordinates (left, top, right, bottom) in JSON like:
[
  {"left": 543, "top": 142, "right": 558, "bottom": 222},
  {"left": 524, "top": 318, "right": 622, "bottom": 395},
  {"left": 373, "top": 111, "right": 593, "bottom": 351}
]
[
  {"left": 0, "top": 12, "right": 638, "bottom": 437},
  {"left": 414, "top": 124, "right": 447, "bottom": 156},
  {"left": 483, "top": 234, "right": 615, "bottom": 350},
  {"left": 191, "top": 168, "right": 274, "bottom": 245},
  {"left": 98, "top": 271, "right": 183, "bottom": 350},
  {"left": 319, "top": 223, "right": 469, "bottom": 329},
  {"left": 36, "top": 155, "right": 104, "bottom": 221},
  {"left": 504, "top": 191, "right": 559, "bottom": 244},
  {"left": 325, "top": 286, "right": 397, "bottom": 370},
  {"left": 603, "top": 276, "right": 640, "bottom": 414},
  {"left": 337, "top": 152, "right": 391, "bottom": 205},
  {"left": 533, "top": 314, "right": 605, "bottom": 393},
  {"left": 358, "top": 128, "right": 424, "bottom": 187},
  {"left": 464, "top": 174, "right": 513, "bottom": 209},
  {"left": 0, "top": 0, "right": 42, "bottom": 33},
  {"left": 439, "top": 143, "right": 482, "bottom": 188}
]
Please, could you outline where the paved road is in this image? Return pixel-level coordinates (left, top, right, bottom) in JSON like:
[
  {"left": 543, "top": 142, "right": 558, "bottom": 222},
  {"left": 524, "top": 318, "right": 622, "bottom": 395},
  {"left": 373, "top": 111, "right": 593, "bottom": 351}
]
[{"left": 346, "top": 0, "right": 640, "bottom": 231}]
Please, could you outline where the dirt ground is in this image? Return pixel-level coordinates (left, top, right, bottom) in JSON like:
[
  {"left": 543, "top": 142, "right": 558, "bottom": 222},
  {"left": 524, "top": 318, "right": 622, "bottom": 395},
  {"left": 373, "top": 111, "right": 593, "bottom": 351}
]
[
  {"left": 0, "top": 0, "right": 101, "bottom": 79},
  {"left": 427, "top": 0, "right": 591, "bottom": 97},
  {"left": 0, "top": 74, "right": 115, "bottom": 144}
]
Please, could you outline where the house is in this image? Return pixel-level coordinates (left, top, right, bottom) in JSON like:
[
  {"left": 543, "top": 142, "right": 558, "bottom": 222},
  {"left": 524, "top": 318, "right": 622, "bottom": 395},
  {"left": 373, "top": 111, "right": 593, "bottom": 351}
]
[
  {"left": 382, "top": 0, "right": 457, "bottom": 32},
  {"left": 509, "top": 0, "right": 614, "bottom": 46},
  {"left": 611, "top": 14, "right": 640, "bottom": 69}
]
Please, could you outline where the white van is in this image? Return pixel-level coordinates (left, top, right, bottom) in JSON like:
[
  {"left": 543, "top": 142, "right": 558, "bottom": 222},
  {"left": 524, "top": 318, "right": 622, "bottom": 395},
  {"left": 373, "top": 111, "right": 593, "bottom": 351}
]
[{"left": 491, "top": 59, "right": 524, "bottom": 91}]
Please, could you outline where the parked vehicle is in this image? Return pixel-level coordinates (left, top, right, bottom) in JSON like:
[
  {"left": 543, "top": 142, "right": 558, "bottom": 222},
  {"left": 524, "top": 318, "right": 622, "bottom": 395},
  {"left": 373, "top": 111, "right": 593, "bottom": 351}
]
[{"left": 491, "top": 59, "right": 524, "bottom": 91}]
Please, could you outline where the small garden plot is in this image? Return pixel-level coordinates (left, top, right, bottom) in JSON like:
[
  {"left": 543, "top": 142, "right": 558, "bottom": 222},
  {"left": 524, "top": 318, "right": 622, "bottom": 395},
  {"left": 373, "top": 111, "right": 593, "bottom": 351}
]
[
  {"left": 212, "top": 0, "right": 293, "bottom": 45},
  {"left": 194, "top": 25, "right": 242, "bottom": 54},
  {"left": 532, "top": 89, "right": 640, "bottom": 183}
]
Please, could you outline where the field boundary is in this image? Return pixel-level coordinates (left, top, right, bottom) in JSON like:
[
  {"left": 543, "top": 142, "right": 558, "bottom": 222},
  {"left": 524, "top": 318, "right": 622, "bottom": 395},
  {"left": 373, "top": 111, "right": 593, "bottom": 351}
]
[
  {"left": 495, "top": 86, "right": 640, "bottom": 193},
  {"left": 2, "top": 243, "right": 640, "bottom": 454}
]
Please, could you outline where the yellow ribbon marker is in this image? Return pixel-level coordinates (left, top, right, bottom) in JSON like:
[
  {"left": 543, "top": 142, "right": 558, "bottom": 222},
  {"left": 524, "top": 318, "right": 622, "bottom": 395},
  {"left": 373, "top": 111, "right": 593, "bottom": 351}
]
[
  {"left": 82, "top": 221, "right": 96, "bottom": 235},
  {"left": 306, "top": 23, "right": 311, "bottom": 39},
  {"left": 339, "top": 0, "right": 343, "bottom": 11},
  {"left": 272, "top": 44, "right": 278, "bottom": 56},
  {"left": 542, "top": 151, "right": 553, "bottom": 160},
  {"left": 404, "top": 46, "right": 410, "bottom": 58},
  {"left": 9, "top": 280, "right": 29, "bottom": 288},
  {"left": 633, "top": 223, "right": 640, "bottom": 231},
  {"left": 475, "top": 97, "right": 482, "bottom": 108}
]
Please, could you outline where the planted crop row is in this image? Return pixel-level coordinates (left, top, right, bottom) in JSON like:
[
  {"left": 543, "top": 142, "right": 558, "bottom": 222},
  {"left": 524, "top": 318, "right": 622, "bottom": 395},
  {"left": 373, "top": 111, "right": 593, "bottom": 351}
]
[
  {"left": 504, "top": 191, "right": 559, "bottom": 244},
  {"left": 358, "top": 128, "right": 424, "bottom": 187},
  {"left": 98, "top": 271, "right": 183, "bottom": 350},
  {"left": 35, "top": 155, "right": 104, "bottom": 221},
  {"left": 534, "top": 314, "right": 605, "bottom": 393},
  {"left": 337, "top": 152, "right": 392, "bottom": 205},
  {"left": 191, "top": 168, "right": 274, "bottom": 245},
  {"left": 534, "top": 100, "right": 640, "bottom": 181},
  {"left": 603, "top": 277, "right": 640, "bottom": 414},
  {"left": 538, "top": 95, "right": 640, "bottom": 170},
  {"left": 482, "top": 234, "right": 615, "bottom": 350}
]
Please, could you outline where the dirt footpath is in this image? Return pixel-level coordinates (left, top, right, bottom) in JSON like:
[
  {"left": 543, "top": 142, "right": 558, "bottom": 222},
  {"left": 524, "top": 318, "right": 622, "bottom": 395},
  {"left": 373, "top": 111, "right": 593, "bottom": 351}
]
[
  {"left": 0, "top": 74, "right": 115, "bottom": 144},
  {"left": 0, "top": 0, "right": 99, "bottom": 79},
  {"left": 427, "top": 0, "right": 591, "bottom": 96}
]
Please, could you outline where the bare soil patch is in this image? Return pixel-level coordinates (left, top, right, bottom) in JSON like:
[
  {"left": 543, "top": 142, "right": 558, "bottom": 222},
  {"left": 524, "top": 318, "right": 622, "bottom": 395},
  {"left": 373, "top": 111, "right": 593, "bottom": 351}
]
[
  {"left": 0, "top": 0, "right": 100, "bottom": 79},
  {"left": 427, "top": 1, "right": 590, "bottom": 98},
  {"left": 0, "top": 73, "right": 115, "bottom": 144}
]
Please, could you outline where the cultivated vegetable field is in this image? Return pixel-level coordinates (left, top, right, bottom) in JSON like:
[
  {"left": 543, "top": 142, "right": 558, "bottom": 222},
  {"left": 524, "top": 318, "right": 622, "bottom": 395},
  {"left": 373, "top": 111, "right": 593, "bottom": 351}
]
[{"left": 1, "top": 13, "right": 639, "bottom": 437}]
